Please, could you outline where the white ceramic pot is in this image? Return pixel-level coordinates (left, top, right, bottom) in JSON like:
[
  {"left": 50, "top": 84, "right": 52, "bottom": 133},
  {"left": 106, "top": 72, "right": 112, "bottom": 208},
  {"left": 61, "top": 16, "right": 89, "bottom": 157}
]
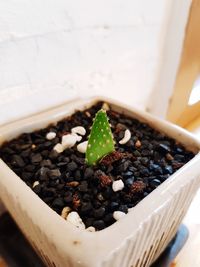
[{"left": 0, "top": 96, "right": 200, "bottom": 267}]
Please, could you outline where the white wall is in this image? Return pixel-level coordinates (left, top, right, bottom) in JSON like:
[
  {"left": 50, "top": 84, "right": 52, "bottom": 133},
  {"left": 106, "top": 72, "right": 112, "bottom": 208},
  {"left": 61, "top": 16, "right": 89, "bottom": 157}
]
[{"left": 0, "top": 0, "right": 191, "bottom": 125}]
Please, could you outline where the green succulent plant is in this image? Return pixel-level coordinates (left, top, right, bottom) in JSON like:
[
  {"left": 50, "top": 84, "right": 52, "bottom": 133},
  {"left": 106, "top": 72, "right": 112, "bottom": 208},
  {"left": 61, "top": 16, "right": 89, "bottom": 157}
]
[{"left": 86, "top": 109, "right": 115, "bottom": 166}]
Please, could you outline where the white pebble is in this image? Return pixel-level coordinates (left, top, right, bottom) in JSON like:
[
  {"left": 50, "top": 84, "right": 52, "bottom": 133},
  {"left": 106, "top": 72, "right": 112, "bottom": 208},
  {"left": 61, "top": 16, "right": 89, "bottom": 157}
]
[
  {"left": 62, "top": 134, "right": 78, "bottom": 149},
  {"left": 53, "top": 143, "right": 64, "bottom": 153},
  {"left": 119, "top": 129, "right": 131, "bottom": 145},
  {"left": 61, "top": 207, "right": 71, "bottom": 219},
  {"left": 67, "top": 212, "right": 85, "bottom": 230},
  {"left": 86, "top": 226, "right": 96, "bottom": 232},
  {"left": 102, "top": 102, "right": 110, "bottom": 111},
  {"left": 71, "top": 126, "right": 86, "bottom": 136},
  {"left": 33, "top": 181, "right": 39, "bottom": 188},
  {"left": 112, "top": 179, "right": 124, "bottom": 192},
  {"left": 46, "top": 132, "right": 56, "bottom": 140},
  {"left": 77, "top": 141, "right": 88, "bottom": 153},
  {"left": 113, "top": 211, "right": 126, "bottom": 221},
  {"left": 72, "top": 133, "right": 82, "bottom": 142}
]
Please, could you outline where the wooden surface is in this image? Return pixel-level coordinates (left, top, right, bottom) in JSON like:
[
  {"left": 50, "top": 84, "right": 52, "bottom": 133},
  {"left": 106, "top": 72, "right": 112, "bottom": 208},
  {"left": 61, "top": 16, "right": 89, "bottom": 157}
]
[{"left": 167, "top": 0, "right": 200, "bottom": 126}]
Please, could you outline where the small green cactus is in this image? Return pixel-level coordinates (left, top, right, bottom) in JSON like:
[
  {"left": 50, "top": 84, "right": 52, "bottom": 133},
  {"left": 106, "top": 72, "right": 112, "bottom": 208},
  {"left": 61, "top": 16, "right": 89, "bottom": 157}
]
[{"left": 86, "top": 109, "right": 115, "bottom": 166}]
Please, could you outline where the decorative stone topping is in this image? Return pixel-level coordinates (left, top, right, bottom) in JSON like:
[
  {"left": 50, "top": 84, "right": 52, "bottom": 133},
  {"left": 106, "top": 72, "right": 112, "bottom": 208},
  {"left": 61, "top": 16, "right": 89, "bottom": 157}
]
[
  {"left": 61, "top": 207, "right": 71, "bottom": 219},
  {"left": 53, "top": 133, "right": 82, "bottom": 154},
  {"left": 113, "top": 211, "right": 126, "bottom": 221},
  {"left": 67, "top": 211, "right": 86, "bottom": 230},
  {"left": 119, "top": 129, "right": 131, "bottom": 145},
  {"left": 73, "top": 133, "right": 82, "bottom": 142},
  {"left": 53, "top": 143, "right": 64, "bottom": 153},
  {"left": 77, "top": 141, "right": 88, "bottom": 153},
  {"left": 112, "top": 179, "right": 124, "bottom": 192},
  {"left": 102, "top": 102, "right": 110, "bottom": 111},
  {"left": 135, "top": 139, "right": 141, "bottom": 148},
  {"left": 71, "top": 126, "right": 86, "bottom": 136},
  {"left": 62, "top": 134, "right": 78, "bottom": 149},
  {"left": 86, "top": 226, "right": 96, "bottom": 232},
  {"left": 85, "top": 111, "right": 91, "bottom": 117},
  {"left": 32, "top": 181, "right": 40, "bottom": 188},
  {"left": 46, "top": 132, "right": 56, "bottom": 140}
]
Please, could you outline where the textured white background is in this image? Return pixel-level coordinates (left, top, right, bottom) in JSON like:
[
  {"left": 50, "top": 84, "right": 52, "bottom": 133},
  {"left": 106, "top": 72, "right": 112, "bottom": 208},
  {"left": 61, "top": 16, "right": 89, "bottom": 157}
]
[{"left": 0, "top": 0, "right": 191, "bottom": 125}]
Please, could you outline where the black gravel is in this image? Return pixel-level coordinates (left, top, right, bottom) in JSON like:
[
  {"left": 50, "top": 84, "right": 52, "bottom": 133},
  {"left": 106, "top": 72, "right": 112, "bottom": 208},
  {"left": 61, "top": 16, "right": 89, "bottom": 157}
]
[{"left": 0, "top": 102, "right": 196, "bottom": 230}]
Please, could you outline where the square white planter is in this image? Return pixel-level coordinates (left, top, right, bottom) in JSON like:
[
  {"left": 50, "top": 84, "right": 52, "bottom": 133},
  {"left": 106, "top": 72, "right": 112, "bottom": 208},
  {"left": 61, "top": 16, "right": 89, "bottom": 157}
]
[{"left": 0, "top": 96, "right": 200, "bottom": 267}]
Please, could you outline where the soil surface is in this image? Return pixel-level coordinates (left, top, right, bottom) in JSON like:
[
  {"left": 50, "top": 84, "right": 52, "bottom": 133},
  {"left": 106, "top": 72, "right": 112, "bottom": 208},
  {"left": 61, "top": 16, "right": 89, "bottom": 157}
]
[{"left": 0, "top": 102, "right": 195, "bottom": 230}]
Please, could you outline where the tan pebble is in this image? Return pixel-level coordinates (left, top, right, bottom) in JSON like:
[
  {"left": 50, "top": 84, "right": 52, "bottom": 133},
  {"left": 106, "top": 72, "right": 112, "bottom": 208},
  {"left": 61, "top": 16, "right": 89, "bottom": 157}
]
[
  {"left": 86, "top": 226, "right": 96, "bottom": 232},
  {"left": 61, "top": 207, "right": 71, "bottom": 219},
  {"left": 67, "top": 212, "right": 85, "bottom": 229},
  {"left": 102, "top": 102, "right": 110, "bottom": 111},
  {"left": 66, "top": 181, "right": 79, "bottom": 187},
  {"left": 31, "top": 144, "right": 36, "bottom": 149},
  {"left": 135, "top": 140, "right": 141, "bottom": 148},
  {"left": 85, "top": 111, "right": 91, "bottom": 117},
  {"left": 166, "top": 153, "right": 174, "bottom": 161}
]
